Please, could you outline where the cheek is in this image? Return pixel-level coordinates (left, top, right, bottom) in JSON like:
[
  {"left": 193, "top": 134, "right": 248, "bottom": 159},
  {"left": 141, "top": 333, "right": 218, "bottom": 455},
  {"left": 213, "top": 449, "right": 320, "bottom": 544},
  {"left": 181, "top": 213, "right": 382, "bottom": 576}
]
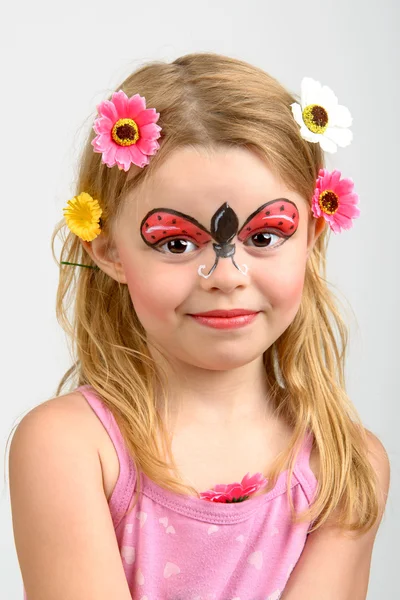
[
  {"left": 121, "top": 252, "right": 190, "bottom": 324},
  {"left": 258, "top": 253, "right": 307, "bottom": 312}
]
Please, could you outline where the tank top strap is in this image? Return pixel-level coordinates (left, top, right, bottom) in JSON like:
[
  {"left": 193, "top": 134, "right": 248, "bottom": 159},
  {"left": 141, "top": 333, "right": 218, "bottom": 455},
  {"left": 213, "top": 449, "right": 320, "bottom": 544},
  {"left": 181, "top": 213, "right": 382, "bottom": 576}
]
[
  {"left": 76, "top": 384, "right": 136, "bottom": 528},
  {"left": 293, "top": 429, "right": 318, "bottom": 504}
]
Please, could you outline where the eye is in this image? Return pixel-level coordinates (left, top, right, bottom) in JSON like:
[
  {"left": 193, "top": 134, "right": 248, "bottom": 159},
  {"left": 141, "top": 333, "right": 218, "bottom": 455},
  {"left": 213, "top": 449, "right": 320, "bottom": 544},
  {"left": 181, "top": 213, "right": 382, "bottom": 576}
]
[
  {"left": 244, "top": 230, "right": 286, "bottom": 249},
  {"left": 156, "top": 230, "right": 286, "bottom": 255},
  {"left": 156, "top": 237, "right": 197, "bottom": 254}
]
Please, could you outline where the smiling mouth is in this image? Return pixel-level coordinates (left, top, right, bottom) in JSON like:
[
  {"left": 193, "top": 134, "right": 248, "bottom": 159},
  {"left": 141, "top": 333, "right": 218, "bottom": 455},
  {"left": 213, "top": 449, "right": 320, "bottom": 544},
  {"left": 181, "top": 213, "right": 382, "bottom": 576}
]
[
  {"left": 188, "top": 312, "right": 259, "bottom": 330},
  {"left": 189, "top": 309, "right": 259, "bottom": 318}
]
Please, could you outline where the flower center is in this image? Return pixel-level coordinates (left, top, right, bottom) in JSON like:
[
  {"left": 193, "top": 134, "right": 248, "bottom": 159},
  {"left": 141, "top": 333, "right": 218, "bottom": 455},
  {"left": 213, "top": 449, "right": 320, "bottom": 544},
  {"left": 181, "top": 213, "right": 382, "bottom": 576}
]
[
  {"left": 302, "top": 104, "right": 329, "bottom": 134},
  {"left": 319, "top": 190, "right": 339, "bottom": 214},
  {"left": 111, "top": 118, "right": 139, "bottom": 146}
]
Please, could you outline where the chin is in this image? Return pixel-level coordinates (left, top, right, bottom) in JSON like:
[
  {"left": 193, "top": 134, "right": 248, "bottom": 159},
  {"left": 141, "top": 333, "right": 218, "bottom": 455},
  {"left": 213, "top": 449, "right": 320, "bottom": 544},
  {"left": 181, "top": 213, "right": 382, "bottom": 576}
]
[{"left": 181, "top": 347, "right": 268, "bottom": 371}]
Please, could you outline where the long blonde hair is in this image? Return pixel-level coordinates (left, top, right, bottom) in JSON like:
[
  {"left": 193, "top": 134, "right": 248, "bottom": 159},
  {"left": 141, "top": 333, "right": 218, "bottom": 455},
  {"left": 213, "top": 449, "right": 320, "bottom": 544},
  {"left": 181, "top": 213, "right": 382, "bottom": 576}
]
[{"left": 9, "top": 52, "right": 379, "bottom": 536}]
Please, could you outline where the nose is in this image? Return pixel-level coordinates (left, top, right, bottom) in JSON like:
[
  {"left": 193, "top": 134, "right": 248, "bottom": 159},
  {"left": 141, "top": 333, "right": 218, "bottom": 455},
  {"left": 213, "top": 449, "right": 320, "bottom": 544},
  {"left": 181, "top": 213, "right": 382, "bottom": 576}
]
[{"left": 198, "top": 244, "right": 249, "bottom": 292}]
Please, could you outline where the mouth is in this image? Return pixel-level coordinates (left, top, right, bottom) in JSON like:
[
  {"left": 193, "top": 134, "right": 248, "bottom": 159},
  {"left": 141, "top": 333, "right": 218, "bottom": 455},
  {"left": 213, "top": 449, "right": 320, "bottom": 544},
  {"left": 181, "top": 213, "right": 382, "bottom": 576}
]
[
  {"left": 189, "top": 309, "right": 259, "bottom": 318},
  {"left": 188, "top": 311, "right": 259, "bottom": 330}
]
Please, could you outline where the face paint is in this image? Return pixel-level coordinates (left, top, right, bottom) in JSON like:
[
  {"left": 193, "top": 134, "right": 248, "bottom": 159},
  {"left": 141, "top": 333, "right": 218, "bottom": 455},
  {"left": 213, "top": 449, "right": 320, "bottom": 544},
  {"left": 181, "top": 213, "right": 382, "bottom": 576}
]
[
  {"left": 237, "top": 198, "right": 299, "bottom": 241},
  {"left": 140, "top": 198, "right": 299, "bottom": 278}
]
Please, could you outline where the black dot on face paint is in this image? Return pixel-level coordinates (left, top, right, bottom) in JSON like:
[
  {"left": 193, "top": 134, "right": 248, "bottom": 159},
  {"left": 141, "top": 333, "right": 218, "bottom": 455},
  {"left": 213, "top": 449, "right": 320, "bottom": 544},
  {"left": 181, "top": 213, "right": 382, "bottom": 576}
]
[
  {"left": 145, "top": 222, "right": 149, "bottom": 228},
  {"left": 290, "top": 225, "right": 294, "bottom": 229},
  {"left": 157, "top": 216, "right": 162, "bottom": 220},
  {"left": 247, "top": 227, "right": 251, "bottom": 231},
  {"left": 280, "top": 205, "right": 285, "bottom": 211},
  {"left": 292, "top": 213, "right": 295, "bottom": 219},
  {"left": 278, "top": 221, "right": 283, "bottom": 226},
  {"left": 196, "top": 232, "right": 202, "bottom": 236},
  {"left": 266, "top": 211, "right": 270, "bottom": 216},
  {"left": 172, "top": 219, "right": 176, "bottom": 224},
  {"left": 182, "top": 230, "right": 187, "bottom": 234},
  {"left": 163, "top": 231, "right": 167, "bottom": 234},
  {"left": 151, "top": 235, "right": 156, "bottom": 239}
]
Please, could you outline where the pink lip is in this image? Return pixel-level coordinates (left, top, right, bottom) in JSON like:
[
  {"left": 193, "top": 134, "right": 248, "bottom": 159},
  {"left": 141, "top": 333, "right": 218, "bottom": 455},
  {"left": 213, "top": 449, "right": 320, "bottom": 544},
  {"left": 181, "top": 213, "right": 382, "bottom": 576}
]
[
  {"left": 189, "top": 309, "right": 258, "bottom": 317},
  {"left": 189, "top": 312, "right": 259, "bottom": 330}
]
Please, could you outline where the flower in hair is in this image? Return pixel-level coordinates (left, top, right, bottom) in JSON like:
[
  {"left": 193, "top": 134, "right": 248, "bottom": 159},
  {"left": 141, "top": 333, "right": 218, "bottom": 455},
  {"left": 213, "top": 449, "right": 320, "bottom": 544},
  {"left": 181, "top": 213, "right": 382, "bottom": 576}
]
[
  {"left": 312, "top": 169, "right": 360, "bottom": 233},
  {"left": 92, "top": 90, "right": 162, "bottom": 171},
  {"left": 63, "top": 192, "right": 102, "bottom": 242},
  {"left": 291, "top": 77, "right": 353, "bottom": 153},
  {"left": 199, "top": 472, "right": 268, "bottom": 503}
]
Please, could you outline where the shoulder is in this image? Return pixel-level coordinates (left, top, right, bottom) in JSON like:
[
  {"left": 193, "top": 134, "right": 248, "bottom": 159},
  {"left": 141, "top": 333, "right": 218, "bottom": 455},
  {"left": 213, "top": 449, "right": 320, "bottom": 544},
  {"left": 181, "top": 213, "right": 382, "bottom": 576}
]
[
  {"left": 9, "top": 391, "right": 109, "bottom": 510},
  {"left": 19, "top": 389, "right": 94, "bottom": 416},
  {"left": 10, "top": 390, "right": 105, "bottom": 462},
  {"left": 276, "top": 430, "right": 390, "bottom": 599},
  {"left": 309, "top": 428, "right": 390, "bottom": 516},
  {"left": 8, "top": 392, "right": 133, "bottom": 599},
  {"left": 34, "top": 389, "right": 96, "bottom": 416},
  {"left": 10, "top": 390, "right": 120, "bottom": 501},
  {"left": 308, "top": 428, "right": 390, "bottom": 503},
  {"left": 363, "top": 428, "right": 391, "bottom": 515}
]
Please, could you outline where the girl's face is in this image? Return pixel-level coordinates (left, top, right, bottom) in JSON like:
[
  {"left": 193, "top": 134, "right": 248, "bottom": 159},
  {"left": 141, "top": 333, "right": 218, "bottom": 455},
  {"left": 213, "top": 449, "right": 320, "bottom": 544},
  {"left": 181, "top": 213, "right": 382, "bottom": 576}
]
[{"left": 94, "top": 146, "right": 321, "bottom": 371}]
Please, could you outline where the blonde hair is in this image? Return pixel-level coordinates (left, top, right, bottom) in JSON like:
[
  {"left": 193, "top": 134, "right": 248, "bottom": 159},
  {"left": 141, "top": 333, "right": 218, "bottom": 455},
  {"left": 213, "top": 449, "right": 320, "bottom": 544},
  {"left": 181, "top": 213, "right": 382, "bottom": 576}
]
[{"left": 9, "top": 52, "right": 380, "bottom": 536}]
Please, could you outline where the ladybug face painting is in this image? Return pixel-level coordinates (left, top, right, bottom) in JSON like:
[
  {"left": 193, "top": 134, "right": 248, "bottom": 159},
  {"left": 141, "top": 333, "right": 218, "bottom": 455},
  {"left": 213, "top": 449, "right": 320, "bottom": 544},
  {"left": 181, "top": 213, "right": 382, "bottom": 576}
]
[{"left": 140, "top": 199, "right": 300, "bottom": 279}]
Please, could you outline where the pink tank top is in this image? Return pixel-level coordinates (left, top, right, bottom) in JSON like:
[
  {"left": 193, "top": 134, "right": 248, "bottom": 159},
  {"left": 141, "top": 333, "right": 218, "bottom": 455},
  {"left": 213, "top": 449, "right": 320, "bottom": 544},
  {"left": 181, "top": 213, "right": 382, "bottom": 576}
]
[{"left": 23, "top": 384, "right": 318, "bottom": 600}]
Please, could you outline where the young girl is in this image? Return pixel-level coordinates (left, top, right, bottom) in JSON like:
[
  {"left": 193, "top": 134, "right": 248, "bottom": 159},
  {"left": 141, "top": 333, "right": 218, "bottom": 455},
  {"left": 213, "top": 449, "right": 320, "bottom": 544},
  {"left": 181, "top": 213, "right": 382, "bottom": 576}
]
[{"left": 8, "top": 52, "right": 390, "bottom": 600}]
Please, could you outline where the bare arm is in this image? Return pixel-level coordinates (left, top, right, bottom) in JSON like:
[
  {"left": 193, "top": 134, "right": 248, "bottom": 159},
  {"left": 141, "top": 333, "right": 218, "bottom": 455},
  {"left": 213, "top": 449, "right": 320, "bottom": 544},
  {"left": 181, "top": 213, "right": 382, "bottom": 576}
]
[
  {"left": 9, "top": 399, "right": 132, "bottom": 600},
  {"left": 280, "top": 430, "right": 391, "bottom": 600}
]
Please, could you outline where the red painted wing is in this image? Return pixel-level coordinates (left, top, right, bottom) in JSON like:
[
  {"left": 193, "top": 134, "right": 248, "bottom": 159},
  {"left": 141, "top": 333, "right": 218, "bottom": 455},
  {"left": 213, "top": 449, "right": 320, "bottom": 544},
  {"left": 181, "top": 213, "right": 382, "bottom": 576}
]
[
  {"left": 141, "top": 209, "right": 212, "bottom": 247},
  {"left": 237, "top": 199, "right": 299, "bottom": 242}
]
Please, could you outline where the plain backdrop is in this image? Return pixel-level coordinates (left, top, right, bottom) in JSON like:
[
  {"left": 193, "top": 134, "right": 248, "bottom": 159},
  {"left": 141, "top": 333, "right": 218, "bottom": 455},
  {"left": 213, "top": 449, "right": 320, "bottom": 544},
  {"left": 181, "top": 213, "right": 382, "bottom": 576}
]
[{"left": 0, "top": 0, "right": 398, "bottom": 598}]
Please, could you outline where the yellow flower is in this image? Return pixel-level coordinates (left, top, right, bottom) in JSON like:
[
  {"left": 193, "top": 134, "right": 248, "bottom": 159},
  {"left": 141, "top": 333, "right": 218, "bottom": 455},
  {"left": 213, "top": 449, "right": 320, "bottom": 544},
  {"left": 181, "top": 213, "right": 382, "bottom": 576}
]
[{"left": 63, "top": 192, "right": 102, "bottom": 242}]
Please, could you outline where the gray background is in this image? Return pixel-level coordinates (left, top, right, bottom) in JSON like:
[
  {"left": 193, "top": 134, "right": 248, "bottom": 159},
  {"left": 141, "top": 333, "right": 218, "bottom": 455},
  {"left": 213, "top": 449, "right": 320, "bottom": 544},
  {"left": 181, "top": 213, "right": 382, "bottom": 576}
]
[{"left": 0, "top": 0, "right": 398, "bottom": 598}]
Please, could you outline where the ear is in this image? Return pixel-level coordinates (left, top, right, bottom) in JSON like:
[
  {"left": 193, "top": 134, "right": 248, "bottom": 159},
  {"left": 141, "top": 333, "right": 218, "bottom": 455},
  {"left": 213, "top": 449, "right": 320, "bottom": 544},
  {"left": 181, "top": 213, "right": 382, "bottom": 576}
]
[
  {"left": 306, "top": 214, "right": 326, "bottom": 257},
  {"left": 80, "top": 234, "right": 127, "bottom": 284}
]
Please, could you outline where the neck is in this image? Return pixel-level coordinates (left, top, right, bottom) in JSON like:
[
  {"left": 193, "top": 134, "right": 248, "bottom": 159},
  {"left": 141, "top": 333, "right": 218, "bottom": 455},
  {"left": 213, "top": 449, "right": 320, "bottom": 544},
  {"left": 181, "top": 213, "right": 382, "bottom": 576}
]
[{"left": 150, "top": 343, "right": 275, "bottom": 429}]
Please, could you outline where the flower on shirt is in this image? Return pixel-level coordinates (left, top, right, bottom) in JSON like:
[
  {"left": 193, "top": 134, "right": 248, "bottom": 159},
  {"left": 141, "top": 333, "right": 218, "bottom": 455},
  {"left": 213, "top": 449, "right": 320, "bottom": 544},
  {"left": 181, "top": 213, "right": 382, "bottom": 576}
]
[{"left": 199, "top": 472, "right": 268, "bottom": 503}]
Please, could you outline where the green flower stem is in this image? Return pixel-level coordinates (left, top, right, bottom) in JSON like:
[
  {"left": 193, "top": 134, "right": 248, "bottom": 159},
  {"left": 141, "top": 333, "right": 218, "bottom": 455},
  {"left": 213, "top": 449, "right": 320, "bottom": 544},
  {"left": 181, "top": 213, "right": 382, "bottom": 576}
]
[{"left": 61, "top": 261, "right": 100, "bottom": 270}]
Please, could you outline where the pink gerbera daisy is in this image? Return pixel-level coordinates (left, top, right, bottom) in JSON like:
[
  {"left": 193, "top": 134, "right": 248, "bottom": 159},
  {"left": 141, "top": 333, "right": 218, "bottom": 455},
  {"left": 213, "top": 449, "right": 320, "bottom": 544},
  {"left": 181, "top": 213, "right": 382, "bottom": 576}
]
[
  {"left": 199, "top": 472, "right": 268, "bottom": 503},
  {"left": 91, "top": 90, "right": 162, "bottom": 171},
  {"left": 312, "top": 168, "right": 360, "bottom": 233}
]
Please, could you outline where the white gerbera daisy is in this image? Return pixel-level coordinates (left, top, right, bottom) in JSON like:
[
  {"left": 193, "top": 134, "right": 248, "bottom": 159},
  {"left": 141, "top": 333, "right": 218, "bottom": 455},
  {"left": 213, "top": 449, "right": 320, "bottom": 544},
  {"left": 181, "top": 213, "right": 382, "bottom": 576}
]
[{"left": 290, "top": 77, "right": 353, "bottom": 153}]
